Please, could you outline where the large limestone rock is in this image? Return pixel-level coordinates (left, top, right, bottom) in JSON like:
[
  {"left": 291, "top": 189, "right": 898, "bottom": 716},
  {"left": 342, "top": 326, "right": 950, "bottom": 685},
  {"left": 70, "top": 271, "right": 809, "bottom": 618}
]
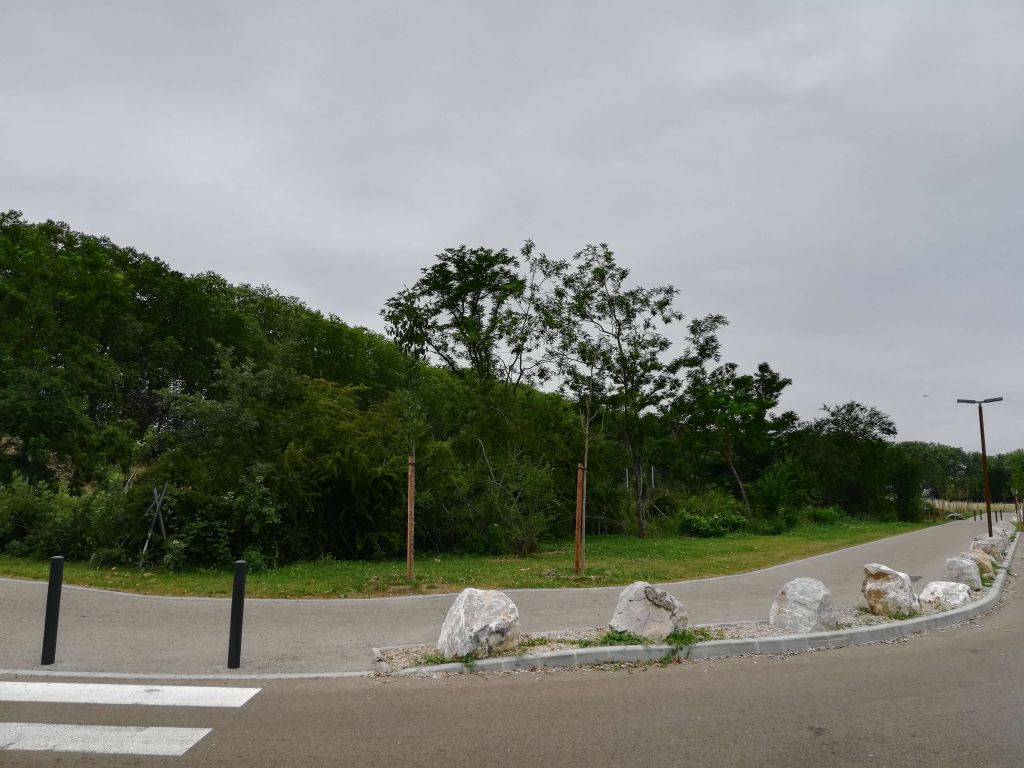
[
  {"left": 609, "top": 581, "right": 688, "bottom": 641},
  {"left": 993, "top": 521, "right": 1017, "bottom": 540},
  {"left": 959, "top": 549, "right": 995, "bottom": 577},
  {"left": 971, "top": 535, "right": 1007, "bottom": 562},
  {"left": 862, "top": 563, "right": 921, "bottom": 617},
  {"left": 971, "top": 544, "right": 1004, "bottom": 565},
  {"left": 919, "top": 581, "right": 972, "bottom": 611},
  {"left": 437, "top": 588, "right": 520, "bottom": 659},
  {"left": 944, "top": 556, "right": 982, "bottom": 591},
  {"left": 769, "top": 577, "right": 836, "bottom": 634}
]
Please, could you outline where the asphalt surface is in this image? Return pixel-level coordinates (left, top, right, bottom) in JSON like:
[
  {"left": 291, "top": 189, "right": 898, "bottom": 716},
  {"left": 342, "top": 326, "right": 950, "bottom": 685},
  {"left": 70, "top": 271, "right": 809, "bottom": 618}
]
[
  {"left": 0, "top": 518, "right": 998, "bottom": 676},
  {"left": 0, "top": 524, "right": 1020, "bottom": 767}
]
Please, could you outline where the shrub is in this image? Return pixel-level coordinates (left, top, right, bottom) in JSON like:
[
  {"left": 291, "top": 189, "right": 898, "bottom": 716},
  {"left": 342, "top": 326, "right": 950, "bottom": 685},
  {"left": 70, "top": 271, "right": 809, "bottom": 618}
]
[
  {"left": 446, "top": 451, "right": 557, "bottom": 556},
  {"left": 222, "top": 473, "right": 283, "bottom": 562},
  {"left": 151, "top": 490, "right": 233, "bottom": 568},
  {"left": 645, "top": 489, "right": 747, "bottom": 538},
  {"left": 665, "top": 626, "right": 724, "bottom": 650},
  {"left": 664, "top": 490, "right": 747, "bottom": 538},
  {"left": 576, "top": 629, "right": 648, "bottom": 648},
  {"left": 751, "top": 504, "right": 847, "bottom": 534},
  {"left": 22, "top": 491, "right": 89, "bottom": 559},
  {"left": 804, "top": 505, "right": 845, "bottom": 526},
  {"left": 645, "top": 490, "right": 684, "bottom": 537},
  {"left": 749, "top": 456, "right": 818, "bottom": 519},
  {"left": 240, "top": 547, "right": 271, "bottom": 574},
  {"left": 0, "top": 468, "right": 159, "bottom": 564},
  {"left": 0, "top": 473, "right": 56, "bottom": 552},
  {"left": 162, "top": 537, "right": 189, "bottom": 571},
  {"left": 677, "top": 511, "right": 745, "bottom": 538}
]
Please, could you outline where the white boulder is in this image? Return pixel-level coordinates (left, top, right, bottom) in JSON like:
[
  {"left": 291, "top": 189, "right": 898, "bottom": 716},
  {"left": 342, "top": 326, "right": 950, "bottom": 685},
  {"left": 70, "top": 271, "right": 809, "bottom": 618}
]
[
  {"left": 437, "top": 588, "right": 520, "bottom": 659},
  {"left": 769, "top": 577, "right": 836, "bottom": 634},
  {"left": 944, "top": 556, "right": 982, "bottom": 591},
  {"left": 609, "top": 581, "right": 688, "bottom": 641},
  {"left": 993, "top": 521, "right": 1016, "bottom": 540},
  {"left": 862, "top": 563, "right": 921, "bottom": 617},
  {"left": 959, "top": 549, "right": 995, "bottom": 577},
  {"left": 971, "top": 544, "right": 1003, "bottom": 565},
  {"left": 919, "top": 581, "right": 972, "bottom": 611},
  {"left": 971, "top": 535, "right": 1007, "bottom": 562}
]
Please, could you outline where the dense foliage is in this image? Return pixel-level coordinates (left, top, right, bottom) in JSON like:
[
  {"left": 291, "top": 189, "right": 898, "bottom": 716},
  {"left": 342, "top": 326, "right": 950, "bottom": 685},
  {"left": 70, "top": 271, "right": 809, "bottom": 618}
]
[{"left": 1, "top": 212, "right": 1020, "bottom": 567}]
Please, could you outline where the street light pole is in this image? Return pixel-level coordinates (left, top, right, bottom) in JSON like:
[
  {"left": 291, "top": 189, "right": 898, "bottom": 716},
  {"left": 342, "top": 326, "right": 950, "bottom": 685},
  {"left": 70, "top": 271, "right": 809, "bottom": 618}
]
[{"left": 957, "top": 397, "right": 1003, "bottom": 538}]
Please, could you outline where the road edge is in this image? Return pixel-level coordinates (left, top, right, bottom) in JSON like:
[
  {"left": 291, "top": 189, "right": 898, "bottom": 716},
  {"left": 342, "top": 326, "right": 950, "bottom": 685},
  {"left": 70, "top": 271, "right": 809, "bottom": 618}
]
[
  {"left": 398, "top": 530, "right": 1021, "bottom": 675},
  {"left": 2, "top": 524, "right": 1014, "bottom": 681}
]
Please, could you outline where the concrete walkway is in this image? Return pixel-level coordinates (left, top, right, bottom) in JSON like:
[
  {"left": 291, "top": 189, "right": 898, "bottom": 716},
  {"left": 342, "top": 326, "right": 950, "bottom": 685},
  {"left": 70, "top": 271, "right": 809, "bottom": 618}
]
[{"left": 0, "top": 518, "right": 1000, "bottom": 676}]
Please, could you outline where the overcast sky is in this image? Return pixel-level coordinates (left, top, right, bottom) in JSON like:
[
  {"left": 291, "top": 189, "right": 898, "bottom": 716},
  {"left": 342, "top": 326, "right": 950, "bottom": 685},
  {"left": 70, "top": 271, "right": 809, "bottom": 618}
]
[{"left": 3, "top": 1, "right": 1022, "bottom": 453}]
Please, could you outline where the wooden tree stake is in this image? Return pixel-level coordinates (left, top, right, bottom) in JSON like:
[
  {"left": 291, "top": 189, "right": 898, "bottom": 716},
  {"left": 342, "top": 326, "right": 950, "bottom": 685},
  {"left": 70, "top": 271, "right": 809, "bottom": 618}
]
[
  {"left": 574, "top": 463, "right": 584, "bottom": 575},
  {"left": 407, "top": 453, "right": 415, "bottom": 581}
]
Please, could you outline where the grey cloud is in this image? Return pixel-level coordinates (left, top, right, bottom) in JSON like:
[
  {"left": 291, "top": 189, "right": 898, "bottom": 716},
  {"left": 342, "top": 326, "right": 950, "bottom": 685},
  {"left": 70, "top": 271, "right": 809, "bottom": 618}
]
[{"left": 2, "top": 0, "right": 1021, "bottom": 451}]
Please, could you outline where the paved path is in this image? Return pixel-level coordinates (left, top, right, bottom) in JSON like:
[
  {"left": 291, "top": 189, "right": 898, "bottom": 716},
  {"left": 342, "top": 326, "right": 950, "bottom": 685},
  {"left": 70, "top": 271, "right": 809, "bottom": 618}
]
[
  {"left": 3, "top": 532, "right": 1020, "bottom": 767},
  {"left": 0, "top": 519, "right": 997, "bottom": 676}
]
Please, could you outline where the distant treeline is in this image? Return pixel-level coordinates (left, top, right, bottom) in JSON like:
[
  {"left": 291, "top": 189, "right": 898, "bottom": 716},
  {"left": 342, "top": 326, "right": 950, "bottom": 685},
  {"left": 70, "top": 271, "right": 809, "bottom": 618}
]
[{"left": 1, "top": 212, "right": 1021, "bottom": 567}]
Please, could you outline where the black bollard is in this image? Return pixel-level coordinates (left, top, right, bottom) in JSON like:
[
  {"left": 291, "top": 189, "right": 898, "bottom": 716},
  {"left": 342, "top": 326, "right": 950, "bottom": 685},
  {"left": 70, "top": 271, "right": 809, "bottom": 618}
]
[
  {"left": 227, "top": 560, "right": 247, "bottom": 669},
  {"left": 41, "top": 556, "right": 64, "bottom": 665}
]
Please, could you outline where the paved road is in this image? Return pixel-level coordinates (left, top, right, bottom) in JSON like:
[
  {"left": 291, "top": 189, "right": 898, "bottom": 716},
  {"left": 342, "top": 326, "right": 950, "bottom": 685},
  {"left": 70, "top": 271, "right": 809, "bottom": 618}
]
[
  {"left": 1, "top": 526, "right": 1020, "bottom": 767},
  {"left": 0, "top": 519, "right": 996, "bottom": 675}
]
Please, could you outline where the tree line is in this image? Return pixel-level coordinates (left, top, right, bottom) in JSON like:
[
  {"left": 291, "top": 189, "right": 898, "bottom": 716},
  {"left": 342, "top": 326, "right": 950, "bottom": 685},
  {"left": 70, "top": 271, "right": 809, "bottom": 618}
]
[{"left": 1, "top": 212, "right": 1021, "bottom": 568}]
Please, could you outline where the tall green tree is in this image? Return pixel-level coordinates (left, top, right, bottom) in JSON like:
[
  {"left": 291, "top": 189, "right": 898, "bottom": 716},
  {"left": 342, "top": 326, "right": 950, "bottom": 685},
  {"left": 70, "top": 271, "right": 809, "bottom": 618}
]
[
  {"left": 0, "top": 212, "right": 141, "bottom": 480},
  {"left": 790, "top": 402, "right": 898, "bottom": 517},
  {"left": 381, "top": 243, "right": 553, "bottom": 390},
  {"left": 671, "top": 360, "right": 797, "bottom": 517},
  {"left": 552, "top": 244, "right": 723, "bottom": 537}
]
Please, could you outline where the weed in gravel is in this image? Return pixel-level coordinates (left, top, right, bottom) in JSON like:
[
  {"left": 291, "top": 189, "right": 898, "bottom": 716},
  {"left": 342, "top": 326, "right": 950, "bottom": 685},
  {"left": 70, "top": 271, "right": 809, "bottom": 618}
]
[
  {"left": 517, "top": 635, "right": 551, "bottom": 650},
  {"left": 665, "top": 626, "right": 725, "bottom": 651},
  {"left": 415, "top": 652, "right": 449, "bottom": 666},
  {"left": 856, "top": 605, "right": 919, "bottom": 621},
  {"left": 574, "top": 629, "right": 648, "bottom": 648},
  {"left": 573, "top": 626, "right": 724, "bottom": 653},
  {"left": 888, "top": 610, "right": 920, "bottom": 621},
  {"left": 414, "top": 651, "right": 477, "bottom": 668}
]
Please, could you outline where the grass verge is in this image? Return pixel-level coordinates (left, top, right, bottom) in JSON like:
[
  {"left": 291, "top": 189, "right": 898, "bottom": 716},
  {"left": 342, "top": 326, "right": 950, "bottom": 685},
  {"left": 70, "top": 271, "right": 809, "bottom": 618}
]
[{"left": 0, "top": 521, "right": 931, "bottom": 599}]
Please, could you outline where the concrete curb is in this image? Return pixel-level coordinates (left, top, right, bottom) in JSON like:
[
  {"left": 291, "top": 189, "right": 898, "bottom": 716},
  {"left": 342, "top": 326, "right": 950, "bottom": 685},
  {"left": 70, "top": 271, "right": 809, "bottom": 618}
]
[{"left": 398, "top": 530, "right": 1020, "bottom": 676}]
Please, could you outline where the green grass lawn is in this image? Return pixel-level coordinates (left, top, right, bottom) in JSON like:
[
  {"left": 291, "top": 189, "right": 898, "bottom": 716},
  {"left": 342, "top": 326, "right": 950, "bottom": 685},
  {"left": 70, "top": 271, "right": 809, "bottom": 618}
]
[{"left": 0, "top": 521, "right": 932, "bottom": 598}]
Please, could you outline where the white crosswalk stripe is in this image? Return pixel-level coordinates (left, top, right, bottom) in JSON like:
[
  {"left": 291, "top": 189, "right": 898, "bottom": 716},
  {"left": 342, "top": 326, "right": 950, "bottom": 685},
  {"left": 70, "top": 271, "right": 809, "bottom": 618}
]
[
  {"left": 0, "top": 681, "right": 261, "bottom": 756},
  {"left": 0, "top": 723, "right": 212, "bottom": 756},
  {"left": 0, "top": 681, "right": 260, "bottom": 707}
]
